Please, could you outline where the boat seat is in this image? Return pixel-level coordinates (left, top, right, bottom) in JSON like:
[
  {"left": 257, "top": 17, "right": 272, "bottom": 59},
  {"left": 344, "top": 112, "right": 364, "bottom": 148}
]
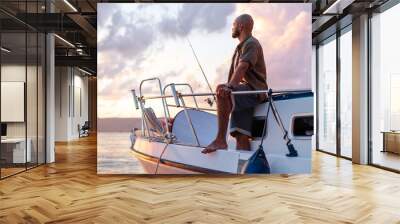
[
  {"left": 171, "top": 109, "right": 218, "bottom": 146},
  {"left": 143, "top": 107, "right": 166, "bottom": 137}
]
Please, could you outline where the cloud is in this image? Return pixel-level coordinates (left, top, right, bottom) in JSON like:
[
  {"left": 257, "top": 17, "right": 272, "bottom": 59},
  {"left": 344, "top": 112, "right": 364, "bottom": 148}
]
[
  {"left": 217, "top": 3, "right": 312, "bottom": 89},
  {"left": 98, "top": 11, "right": 155, "bottom": 61},
  {"left": 98, "top": 3, "right": 237, "bottom": 94},
  {"left": 159, "top": 3, "right": 236, "bottom": 38},
  {"left": 97, "top": 4, "right": 118, "bottom": 28},
  {"left": 98, "top": 3, "right": 312, "bottom": 118},
  {"left": 99, "top": 3, "right": 235, "bottom": 59},
  {"left": 97, "top": 66, "right": 187, "bottom": 99},
  {"left": 213, "top": 58, "right": 231, "bottom": 87}
]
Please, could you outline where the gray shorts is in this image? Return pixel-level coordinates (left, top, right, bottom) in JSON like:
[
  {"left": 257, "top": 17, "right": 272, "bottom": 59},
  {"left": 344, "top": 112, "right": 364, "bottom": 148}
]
[{"left": 229, "top": 84, "right": 260, "bottom": 137}]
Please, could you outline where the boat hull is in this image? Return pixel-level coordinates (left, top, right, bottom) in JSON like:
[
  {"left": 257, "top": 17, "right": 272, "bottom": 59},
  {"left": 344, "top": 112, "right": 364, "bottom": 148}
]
[
  {"left": 132, "top": 92, "right": 313, "bottom": 174},
  {"left": 133, "top": 137, "right": 247, "bottom": 173}
]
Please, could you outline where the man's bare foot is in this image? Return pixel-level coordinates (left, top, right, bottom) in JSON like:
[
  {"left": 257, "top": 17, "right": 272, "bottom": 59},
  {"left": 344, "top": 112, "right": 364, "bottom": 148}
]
[{"left": 201, "top": 140, "right": 228, "bottom": 154}]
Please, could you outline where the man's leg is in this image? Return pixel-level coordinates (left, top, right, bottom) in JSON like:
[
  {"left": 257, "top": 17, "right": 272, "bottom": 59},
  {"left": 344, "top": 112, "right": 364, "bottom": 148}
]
[
  {"left": 233, "top": 132, "right": 251, "bottom": 150},
  {"left": 229, "top": 88, "right": 257, "bottom": 151},
  {"left": 201, "top": 85, "right": 232, "bottom": 154}
]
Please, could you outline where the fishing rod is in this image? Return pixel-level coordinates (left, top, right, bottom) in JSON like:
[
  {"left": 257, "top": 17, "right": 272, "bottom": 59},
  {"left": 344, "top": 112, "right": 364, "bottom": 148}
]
[
  {"left": 176, "top": 22, "right": 216, "bottom": 105},
  {"left": 185, "top": 37, "right": 216, "bottom": 104}
]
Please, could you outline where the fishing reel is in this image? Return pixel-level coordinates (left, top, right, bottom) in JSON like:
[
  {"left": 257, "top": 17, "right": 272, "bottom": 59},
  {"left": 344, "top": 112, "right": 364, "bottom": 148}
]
[{"left": 205, "top": 97, "right": 214, "bottom": 107}]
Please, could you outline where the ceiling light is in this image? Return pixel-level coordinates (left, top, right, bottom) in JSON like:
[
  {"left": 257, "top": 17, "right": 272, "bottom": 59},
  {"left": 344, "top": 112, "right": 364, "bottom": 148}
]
[
  {"left": 76, "top": 48, "right": 85, "bottom": 55},
  {"left": 323, "top": 0, "right": 355, "bottom": 15},
  {"left": 63, "top": 0, "right": 78, "bottom": 12},
  {"left": 78, "top": 67, "right": 93, "bottom": 76},
  {"left": 54, "top": 34, "right": 75, "bottom": 48},
  {"left": 1, "top": 47, "right": 11, "bottom": 53}
]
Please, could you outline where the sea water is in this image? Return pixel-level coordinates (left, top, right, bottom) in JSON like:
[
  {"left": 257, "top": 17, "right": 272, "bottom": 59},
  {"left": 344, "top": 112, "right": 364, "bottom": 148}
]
[{"left": 97, "top": 132, "right": 198, "bottom": 174}]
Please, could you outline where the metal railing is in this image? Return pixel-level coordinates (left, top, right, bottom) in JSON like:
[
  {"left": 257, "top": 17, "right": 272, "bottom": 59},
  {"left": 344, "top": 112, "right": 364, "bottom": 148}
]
[
  {"left": 141, "top": 89, "right": 311, "bottom": 100},
  {"left": 163, "top": 83, "right": 199, "bottom": 110},
  {"left": 132, "top": 77, "right": 311, "bottom": 146}
]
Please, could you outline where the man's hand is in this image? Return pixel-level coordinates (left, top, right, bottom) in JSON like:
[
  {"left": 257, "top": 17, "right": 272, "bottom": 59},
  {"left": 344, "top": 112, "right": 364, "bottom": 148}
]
[{"left": 216, "top": 84, "right": 232, "bottom": 98}]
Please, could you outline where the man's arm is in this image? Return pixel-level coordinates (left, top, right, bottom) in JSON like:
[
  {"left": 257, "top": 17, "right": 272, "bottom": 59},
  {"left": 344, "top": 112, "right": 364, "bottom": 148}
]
[
  {"left": 217, "top": 61, "right": 248, "bottom": 98},
  {"left": 228, "top": 41, "right": 258, "bottom": 87},
  {"left": 228, "top": 61, "right": 249, "bottom": 87}
]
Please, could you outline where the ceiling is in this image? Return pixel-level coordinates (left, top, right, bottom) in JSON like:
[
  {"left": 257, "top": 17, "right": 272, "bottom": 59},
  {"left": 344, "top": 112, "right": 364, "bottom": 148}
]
[
  {"left": 1, "top": 0, "right": 98, "bottom": 74},
  {"left": 0, "top": 0, "right": 394, "bottom": 75},
  {"left": 311, "top": 0, "right": 390, "bottom": 44}
]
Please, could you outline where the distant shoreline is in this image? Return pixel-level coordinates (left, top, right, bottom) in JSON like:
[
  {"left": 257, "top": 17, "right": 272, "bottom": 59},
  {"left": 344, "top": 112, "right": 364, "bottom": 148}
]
[
  {"left": 98, "top": 117, "right": 141, "bottom": 132},
  {"left": 97, "top": 131, "right": 131, "bottom": 133}
]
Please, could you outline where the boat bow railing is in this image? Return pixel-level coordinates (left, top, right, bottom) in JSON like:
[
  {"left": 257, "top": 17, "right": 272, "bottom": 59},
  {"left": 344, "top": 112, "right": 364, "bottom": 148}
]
[
  {"left": 136, "top": 89, "right": 312, "bottom": 100},
  {"left": 163, "top": 83, "right": 199, "bottom": 110},
  {"left": 132, "top": 79, "right": 311, "bottom": 150}
]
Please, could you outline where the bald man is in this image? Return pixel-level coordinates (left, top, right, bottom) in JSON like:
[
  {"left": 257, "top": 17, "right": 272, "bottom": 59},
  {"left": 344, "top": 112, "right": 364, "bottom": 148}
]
[{"left": 202, "top": 14, "right": 268, "bottom": 154}]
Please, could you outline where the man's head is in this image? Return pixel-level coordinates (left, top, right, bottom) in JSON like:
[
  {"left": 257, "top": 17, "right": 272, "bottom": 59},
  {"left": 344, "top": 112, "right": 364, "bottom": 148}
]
[{"left": 232, "top": 14, "right": 254, "bottom": 38}]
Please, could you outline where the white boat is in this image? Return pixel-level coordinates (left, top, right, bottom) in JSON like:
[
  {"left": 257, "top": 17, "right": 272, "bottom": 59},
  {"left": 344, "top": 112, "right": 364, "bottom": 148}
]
[{"left": 130, "top": 78, "right": 314, "bottom": 174}]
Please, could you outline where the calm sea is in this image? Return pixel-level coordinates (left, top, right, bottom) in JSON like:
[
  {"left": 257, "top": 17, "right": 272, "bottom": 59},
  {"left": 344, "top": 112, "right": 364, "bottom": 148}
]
[{"left": 97, "top": 132, "right": 198, "bottom": 174}]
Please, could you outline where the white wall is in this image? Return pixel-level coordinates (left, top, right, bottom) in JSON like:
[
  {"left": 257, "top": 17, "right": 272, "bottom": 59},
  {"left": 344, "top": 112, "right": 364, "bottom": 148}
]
[
  {"left": 55, "top": 67, "right": 89, "bottom": 141},
  {"left": 1, "top": 64, "right": 25, "bottom": 128},
  {"left": 55, "top": 66, "right": 70, "bottom": 141},
  {"left": 1, "top": 65, "right": 37, "bottom": 138},
  {"left": 71, "top": 72, "right": 89, "bottom": 138},
  {"left": 1, "top": 63, "right": 46, "bottom": 164},
  {"left": 1, "top": 65, "right": 26, "bottom": 141},
  {"left": 1, "top": 82, "right": 25, "bottom": 122}
]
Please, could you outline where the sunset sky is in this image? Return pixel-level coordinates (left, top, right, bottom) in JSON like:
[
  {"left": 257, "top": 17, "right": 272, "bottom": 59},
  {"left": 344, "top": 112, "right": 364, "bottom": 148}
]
[{"left": 98, "top": 3, "right": 311, "bottom": 118}]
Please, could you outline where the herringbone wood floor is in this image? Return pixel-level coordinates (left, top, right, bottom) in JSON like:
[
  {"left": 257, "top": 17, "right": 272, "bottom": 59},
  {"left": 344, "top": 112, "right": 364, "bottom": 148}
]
[{"left": 1, "top": 134, "right": 400, "bottom": 224}]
